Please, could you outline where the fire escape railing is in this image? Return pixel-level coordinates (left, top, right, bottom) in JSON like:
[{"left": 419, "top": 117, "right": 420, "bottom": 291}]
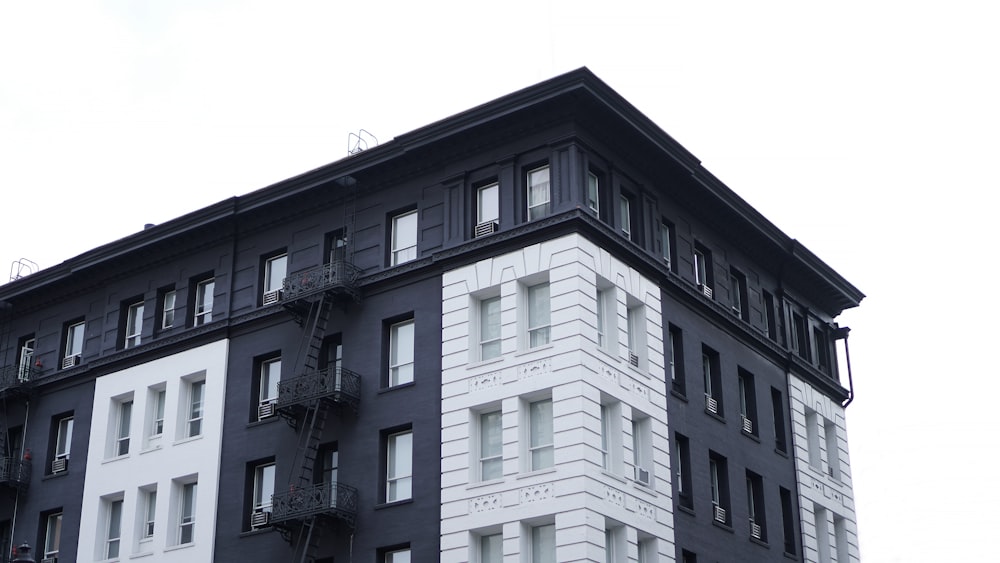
[
  {"left": 0, "top": 457, "right": 30, "bottom": 490},
  {"left": 276, "top": 367, "right": 361, "bottom": 413},
  {"left": 282, "top": 261, "right": 361, "bottom": 302},
  {"left": 271, "top": 481, "right": 359, "bottom": 528}
]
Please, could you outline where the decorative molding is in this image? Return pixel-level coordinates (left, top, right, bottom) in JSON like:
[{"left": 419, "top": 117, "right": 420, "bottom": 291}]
[
  {"left": 629, "top": 379, "right": 650, "bottom": 402},
  {"left": 469, "top": 371, "right": 502, "bottom": 393},
  {"left": 517, "top": 358, "right": 551, "bottom": 380},
  {"left": 469, "top": 494, "right": 502, "bottom": 513},
  {"left": 633, "top": 498, "right": 656, "bottom": 520},
  {"left": 519, "top": 482, "right": 553, "bottom": 504},
  {"left": 599, "top": 363, "right": 619, "bottom": 385}
]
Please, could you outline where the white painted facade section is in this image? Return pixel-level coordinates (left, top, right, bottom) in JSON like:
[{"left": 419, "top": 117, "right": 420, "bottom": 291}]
[
  {"left": 77, "top": 339, "right": 229, "bottom": 563},
  {"left": 788, "top": 373, "right": 859, "bottom": 563},
  {"left": 440, "top": 233, "right": 674, "bottom": 562}
]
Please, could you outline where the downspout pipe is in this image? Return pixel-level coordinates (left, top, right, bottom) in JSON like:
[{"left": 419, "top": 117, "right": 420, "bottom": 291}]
[{"left": 834, "top": 326, "right": 855, "bottom": 408}]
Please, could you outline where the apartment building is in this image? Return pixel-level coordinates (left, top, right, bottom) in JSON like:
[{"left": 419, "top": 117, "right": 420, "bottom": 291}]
[{"left": 0, "top": 68, "right": 863, "bottom": 562}]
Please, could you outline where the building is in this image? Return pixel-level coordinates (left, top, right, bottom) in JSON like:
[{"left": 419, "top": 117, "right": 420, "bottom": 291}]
[{"left": 0, "top": 68, "right": 863, "bottom": 562}]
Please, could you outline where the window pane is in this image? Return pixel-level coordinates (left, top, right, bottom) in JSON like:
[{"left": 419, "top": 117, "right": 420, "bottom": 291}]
[
  {"left": 527, "top": 166, "right": 550, "bottom": 219},
  {"left": 256, "top": 464, "right": 276, "bottom": 508},
  {"left": 480, "top": 297, "right": 501, "bottom": 360},
  {"left": 478, "top": 183, "right": 499, "bottom": 223},
  {"left": 392, "top": 211, "right": 418, "bottom": 265},
  {"left": 261, "top": 359, "right": 281, "bottom": 402},
  {"left": 481, "top": 533, "right": 503, "bottom": 563},
  {"left": 587, "top": 172, "right": 599, "bottom": 213},
  {"left": 530, "top": 400, "right": 553, "bottom": 470},
  {"left": 387, "top": 431, "right": 413, "bottom": 501},
  {"left": 528, "top": 284, "right": 550, "bottom": 347},
  {"left": 532, "top": 524, "right": 556, "bottom": 563},
  {"left": 265, "top": 255, "right": 287, "bottom": 293},
  {"left": 390, "top": 321, "right": 415, "bottom": 386},
  {"left": 480, "top": 411, "right": 502, "bottom": 480}
]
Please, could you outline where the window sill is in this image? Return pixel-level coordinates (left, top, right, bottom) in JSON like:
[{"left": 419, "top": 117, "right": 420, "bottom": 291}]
[
  {"left": 467, "top": 356, "right": 505, "bottom": 370},
  {"left": 677, "top": 504, "right": 695, "bottom": 517},
  {"left": 741, "top": 429, "right": 761, "bottom": 443},
  {"left": 466, "top": 478, "right": 506, "bottom": 491},
  {"left": 173, "top": 434, "right": 205, "bottom": 447},
  {"left": 141, "top": 437, "right": 164, "bottom": 454},
  {"left": 102, "top": 454, "right": 129, "bottom": 465},
  {"left": 712, "top": 519, "right": 734, "bottom": 533},
  {"left": 379, "top": 381, "right": 415, "bottom": 394},
  {"left": 670, "top": 388, "right": 688, "bottom": 402},
  {"left": 783, "top": 550, "right": 799, "bottom": 560},
  {"left": 631, "top": 480, "right": 657, "bottom": 497},
  {"left": 514, "top": 343, "right": 554, "bottom": 357},
  {"left": 600, "top": 469, "right": 627, "bottom": 483},
  {"left": 129, "top": 550, "right": 154, "bottom": 559},
  {"left": 247, "top": 416, "right": 280, "bottom": 428},
  {"left": 774, "top": 447, "right": 789, "bottom": 458},
  {"left": 749, "top": 536, "right": 770, "bottom": 548},
  {"left": 375, "top": 498, "right": 413, "bottom": 510},
  {"left": 163, "top": 542, "right": 196, "bottom": 553},
  {"left": 516, "top": 467, "right": 557, "bottom": 480},
  {"left": 705, "top": 409, "right": 726, "bottom": 424},
  {"left": 42, "top": 470, "right": 69, "bottom": 481},
  {"left": 239, "top": 526, "right": 276, "bottom": 538}
]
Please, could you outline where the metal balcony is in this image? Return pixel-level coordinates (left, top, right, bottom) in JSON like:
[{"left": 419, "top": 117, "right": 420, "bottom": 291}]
[
  {"left": 0, "top": 364, "right": 36, "bottom": 398},
  {"left": 270, "top": 481, "right": 358, "bottom": 528},
  {"left": 276, "top": 367, "right": 361, "bottom": 413},
  {"left": 0, "top": 457, "right": 31, "bottom": 490},
  {"left": 282, "top": 260, "right": 361, "bottom": 303}
]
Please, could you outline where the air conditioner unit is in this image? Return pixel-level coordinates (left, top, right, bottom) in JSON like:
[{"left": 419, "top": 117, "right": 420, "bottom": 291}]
[
  {"left": 250, "top": 510, "right": 271, "bottom": 528},
  {"left": 705, "top": 395, "right": 719, "bottom": 414},
  {"left": 634, "top": 467, "right": 650, "bottom": 486},
  {"left": 628, "top": 352, "right": 640, "bottom": 367},
  {"left": 698, "top": 284, "right": 713, "bottom": 299},
  {"left": 474, "top": 221, "right": 499, "bottom": 238},
  {"left": 51, "top": 457, "right": 68, "bottom": 474},
  {"left": 258, "top": 401, "right": 276, "bottom": 419},
  {"left": 262, "top": 289, "right": 282, "bottom": 305},
  {"left": 742, "top": 415, "right": 754, "bottom": 434},
  {"left": 61, "top": 355, "right": 80, "bottom": 369},
  {"left": 750, "top": 520, "right": 763, "bottom": 540},
  {"left": 713, "top": 504, "right": 727, "bottom": 524}
]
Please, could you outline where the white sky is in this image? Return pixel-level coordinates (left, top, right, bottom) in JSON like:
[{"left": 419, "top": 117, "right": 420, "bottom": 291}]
[{"left": 2, "top": 2, "right": 997, "bottom": 561}]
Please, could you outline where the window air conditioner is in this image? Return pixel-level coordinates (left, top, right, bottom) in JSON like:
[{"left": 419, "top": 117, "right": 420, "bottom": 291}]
[
  {"left": 634, "top": 467, "right": 650, "bottom": 486},
  {"left": 51, "top": 457, "right": 68, "bottom": 474},
  {"left": 750, "top": 520, "right": 763, "bottom": 540},
  {"left": 742, "top": 415, "right": 754, "bottom": 434},
  {"left": 251, "top": 510, "right": 271, "bottom": 528},
  {"left": 628, "top": 352, "right": 639, "bottom": 367},
  {"left": 262, "top": 289, "right": 282, "bottom": 306},
  {"left": 713, "top": 504, "right": 727, "bottom": 524},
  {"left": 474, "top": 221, "right": 499, "bottom": 238},
  {"left": 705, "top": 395, "right": 719, "bottom": 414},
  {"left": 258, "top": 401, "right": 276, "bottom": 419},
  {"left": 61, "top": 355, "right": 80, "bottom": 369},
  {"left": 698, "top": 284, "right": 713, "bottom": 299}
]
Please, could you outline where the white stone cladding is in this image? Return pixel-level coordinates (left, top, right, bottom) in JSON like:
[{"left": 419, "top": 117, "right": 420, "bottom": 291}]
[
  {"left": 788, "top": 373, "right": 859, "bottom": 563},
  {"left": 77, "top": 339, "right": 229, "bottom": 563},
  {"left": 440, "top": 233, "right": 675, "bottom": 562}
]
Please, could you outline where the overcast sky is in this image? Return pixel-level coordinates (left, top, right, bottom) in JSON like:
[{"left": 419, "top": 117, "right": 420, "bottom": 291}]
[{"left": 3, "top": 2, "right": 997, "bottom": 561}]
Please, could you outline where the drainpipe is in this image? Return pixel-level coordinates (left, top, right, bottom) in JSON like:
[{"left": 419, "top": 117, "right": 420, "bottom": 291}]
[{"left": 833, "top": 326, "right": 855, "bottom": 407}]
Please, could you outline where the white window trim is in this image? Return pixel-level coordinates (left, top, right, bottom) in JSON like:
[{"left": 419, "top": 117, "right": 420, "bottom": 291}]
[
  {"left": 478, "top": 296, "right": 502, "bottom": 361},
  {"left": 477, "top": 182, "right": 500, "bottom": 225},
  {"left": 194, "top": 279, "right": 214, "bottom": 326},
  {"left": 162, "top": 290, "right": 176, "bottom": 330},
  {"left": 104, "top": 497, "right": 123, "bottom": 560},
  {"left": 259, "top": 358, "right": 281, "bottom": 406},
  {"left": 526, "top": 165, "right": 551, "bottom": 220},
  {"left": 388, "top": 319, "right": 415, "bottom": 387},
  {"left": 140, "top": 489, "right": 157, "bottom": 544},
  {"left": 44, "top": 512, "right": 62, "bottom": 559},
  {"left": 263, "top": 254, "right": 288, "bottom": 299},
  {"left": 55, "top": 416, "right": 73, "bottom": 460},
  {"left": 113, "top": 399, "right": 133, "bottom": 458},
  {"left": 527, "top": 398, "right": 554, "bottom": 472},
  {"left": 526, "top": 282, "right": 551, "bottom": 348},
  {"left": 620, "top": 195, "right": 631, "bottom": 238},
  {"left": 390, "top": 210, "right": 418, "bottom": 266},
  {"left": 253, "top": 462, "right": 276, "bottom": 513},
  {"left": 65, "top": 321, "right": 84, "bottom": 361},
  {"left": 587, "top": 172, "right": 600, "bottom": 215},
  {"left": 177, "top": 481, "right": 197, "bottom": 545},
  {"left": 125, "top": 301, "right": 144, "bottom": 348},
  {"left": 184, "top": 380, "right": 206, "bottom": 439},
  {"left": 386, "top": 430, "right": 413, "bottom": 503},
  {"left": 478, "top": 410, "right": 503, "bottom": 481}
]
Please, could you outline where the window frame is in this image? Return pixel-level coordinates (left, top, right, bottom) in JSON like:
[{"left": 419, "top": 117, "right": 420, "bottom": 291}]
[
  {"left": 63, "top": 320, "right": 85, "bottom": 366},
  {"left": 660, "top": 220, "right": 675, "bottom": 271},
  {"left": 253, "top": 462, "right": 276, "bottom": 514},
  {"left": 16, "top": 335, "right": 34, "bottom": 381},
  {"left": 668, "top": 325, "right": 685, "bottom": 395},
  {"left": 478, "top": 410, "right": 503, "bottom": 481},
  {"left": 388, "top": 318, "right": 415, "bottom": 387},
  {"left": 193, "top": 277, "right": 215, "bottom": 326},
  {"left": 530, "top": 523, "right": 556, "bottom": 563},
  {"left": 390, "top": 209, "right": 418, "bottom": 266},
  {"left": 587, "top": 171, "right": 600, "bottom": 216},
  {"left": 105, "top": 497, "right": 123, "bottom": 559},
  {"left": 160, "top": 288, "right": 177, "bottom": 331},
  {"left": 124, "top": 300, "right": 144, "bottom": 348},
  {"left": 186, "top": 380, "right": 205, "bottom": 439},
  {"left": 527, "top": 398, "right": 554, "bottom": 471},
  {"left": 729, "top": 268, "right": 748, "bottom": 321},
  {"left": 693, "top": 243, "right": 714, "bottom": 298},
  {"left": 526, "top": 165, "right": 551, "bottom": 221},
  {"left": 385, "top": 429, "right": 413, "bottom": 503},
  {"left": 43, "top": 511, "right": 62, "bottom": 559},
  {"left": 619, "top": 194, "right": 632, "bottom": 239},
  {"left": 178, "top": 481, "right": 197, "bottom": 545},
  {"left": 262, "top": 253, "right": 288, "bottom": 303},
  {"left": 140, "top": 489, "right": 157, "bottom": 544},
  {"left": 701, "top": 346, "right": 723, "bottom": 416},
  {"left": 738, "top": 368, "right": 758, "bottom": 437},
  {"left": 114, "top": 399, "right": 133, "bottom": 457},
  {"left": 478, "top": 296, "right": 502, "bottom": 361},
  {"left": 54, "top": 415, "right": 73, "bottom": 462},
  {"left": 258, "top": 356, "right": 282, "bottom": 412},
  {"left": 674, "top": 433, "right": 693, "bottom": 509},
  {"left": 476, "top": 181, "right": 500, "bottom": 228},
  {"left": 526, "top": 282, "right": 551, "bottom": 348}
]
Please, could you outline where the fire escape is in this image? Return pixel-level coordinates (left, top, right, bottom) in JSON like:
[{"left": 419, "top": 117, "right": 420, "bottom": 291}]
[
  {"left": 270, "top": 181, "right": 362, "bottom": 563},
  {"left": 0, "top": 347, "right": 34, "bottom": 493}
]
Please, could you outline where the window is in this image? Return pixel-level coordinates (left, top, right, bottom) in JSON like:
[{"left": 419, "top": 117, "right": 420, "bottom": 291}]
[
  {"left": 531, "top": 523, "right": 556, "bottom": 563},
  {"left": 52, "top": 415, "right": 73, "bottom": 473},
  {"left": 262, "top": 253, "right": 287, "bottom": 304},
  {"left": 834, "top": 514, "right": 850, "bottom": 563},
  {"left": 661, "top": 220, "right": 675, "bottom": 271},
  {"left": 600, "top": 401, "right": 621, "bottom": 474},
  {"left": 526, "top": 283, "right": 550, "bottom": 348},
  {"left": 626, "top": 300, "right": 645, "bottom": 368},
  {"left": 194, "top": 278, "right": 215, "bottom": 326},
  {"left": 681, "top": 549, "right": 697, "bottom": 563},
  {"left": 637, "top": 537, "right": 656, "bottom": 563},
  {"left": 124, "top": 300, "right": 144, "bottom": 348},
  {"left": 476, "top": 182, "right": 499, "bottom": 235},
  {"left": 729, "top": 268, "right": 748, "bottom": 321},
  {"left": 780, "top": 487, "right": 797, "bottom": 555},
  {"left": 825, "top": 419, "right": 841, "bottom": 480},
  {"left": 160, "top": 288, "right": 177, "bottom": 331},
  {"left": 604, "top": 526, "right": 624, "bottom": 563},
  {"left": 105, "top": 498, "right": 123, "bottom": 559},
  {"left": 257, "top": 357, "right": 281, "bottom": 419},
  {"left": 186, "top": 380, "right": 205, "bottom": 438},
  {"left": 631, "top": 413, "right": 652, "bottom": 486},
  {"left": 385, "top": 548, "right": 411, "bottom": 563},
  {"left": 771, "top": 387, "right": 788, "bottom": 453},
  {"left": 113, "top": 399, "right": 133, "bottom": 457},
  {"left": 792, "top": 310, "right": 810, "bottom": 361},
  {"left": 587, "top": 172, "right": 600, "bottom": 215},
  {"left": 709, "top": 452, "right": 730, "bottom": 525},
  {"left": 814, "top": 505, "right": 831, "bottom": 563},
  {"left": 620, "top": 195, "right": 632, "bottom": 239},
  {"left": 668, "top": 325, "right": 685, "bottom": 395},
  {"left": 806, "top": 408, "right": 822, "bottom": 470},
  {"left": 738, "top": 369, "right": 758, "bottom": 436},
  {"left": 702, "top": 346, "right": 722, "bottom": 416},
  {"left": 16, "top": 336, "right": 34, "bottom": 381},
  {"left": 762, "top": 290, "right": 777, "bottom": 341},
  {"left": 178, "top": 481, "right": 197, "bottom": 544},
  {"left": 746, "top": 471, "right": 766, "bottom": 541},
  {"left": 814, "top": 327, "right": 830, "bottom": 372},
  {"left": 526, "top": 165, "right": 550, "bottom": 220},
  {"left": 253, "top": 463, "right": 276, "bottom": 516},
  {"left": 390, "top": 209, "right": 418, "bottom": 265},
  {"left": 479, "top": 296, "right": 501, "bottom": 361},
  {"left": 149, "top": 387, "right": 166, "bottom": 441},
  {"left": 674, "top": 433, "right": 693, "bottom": 509},
  {"left": 43, "top": 511, "right": 62, "bottom": 560},
  {"left": 693, "top": 243, "right": 713, "bottom": 298},
  {"left": 386, "top": 430, "right": 412, "bottom": 502},
  {"left": 317, "top": 444, "right": 339, "bottom": 507},
  {"left": 480, "top": 533, "right": 502, "bottom": 563},
  {"left": 140, "top": 489, "right": 157, "bottom": 544},
  {"left": 388, "top": 319, "right": 415, "bottom": 386},
  {"left": 595, "top": 287, "right": 613, "bottom": 350},
  {"left": 528, "top": 399, "right": 553, "bottom": 471},
  {"left": 479, "top": 411, "right": 503, "bottom": 481},
  {"left": 600, "top": 404, "right": 611, "bottom": 471},
  {"left": 63, "top": 320, "right": 84, "bottom": 367}
]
